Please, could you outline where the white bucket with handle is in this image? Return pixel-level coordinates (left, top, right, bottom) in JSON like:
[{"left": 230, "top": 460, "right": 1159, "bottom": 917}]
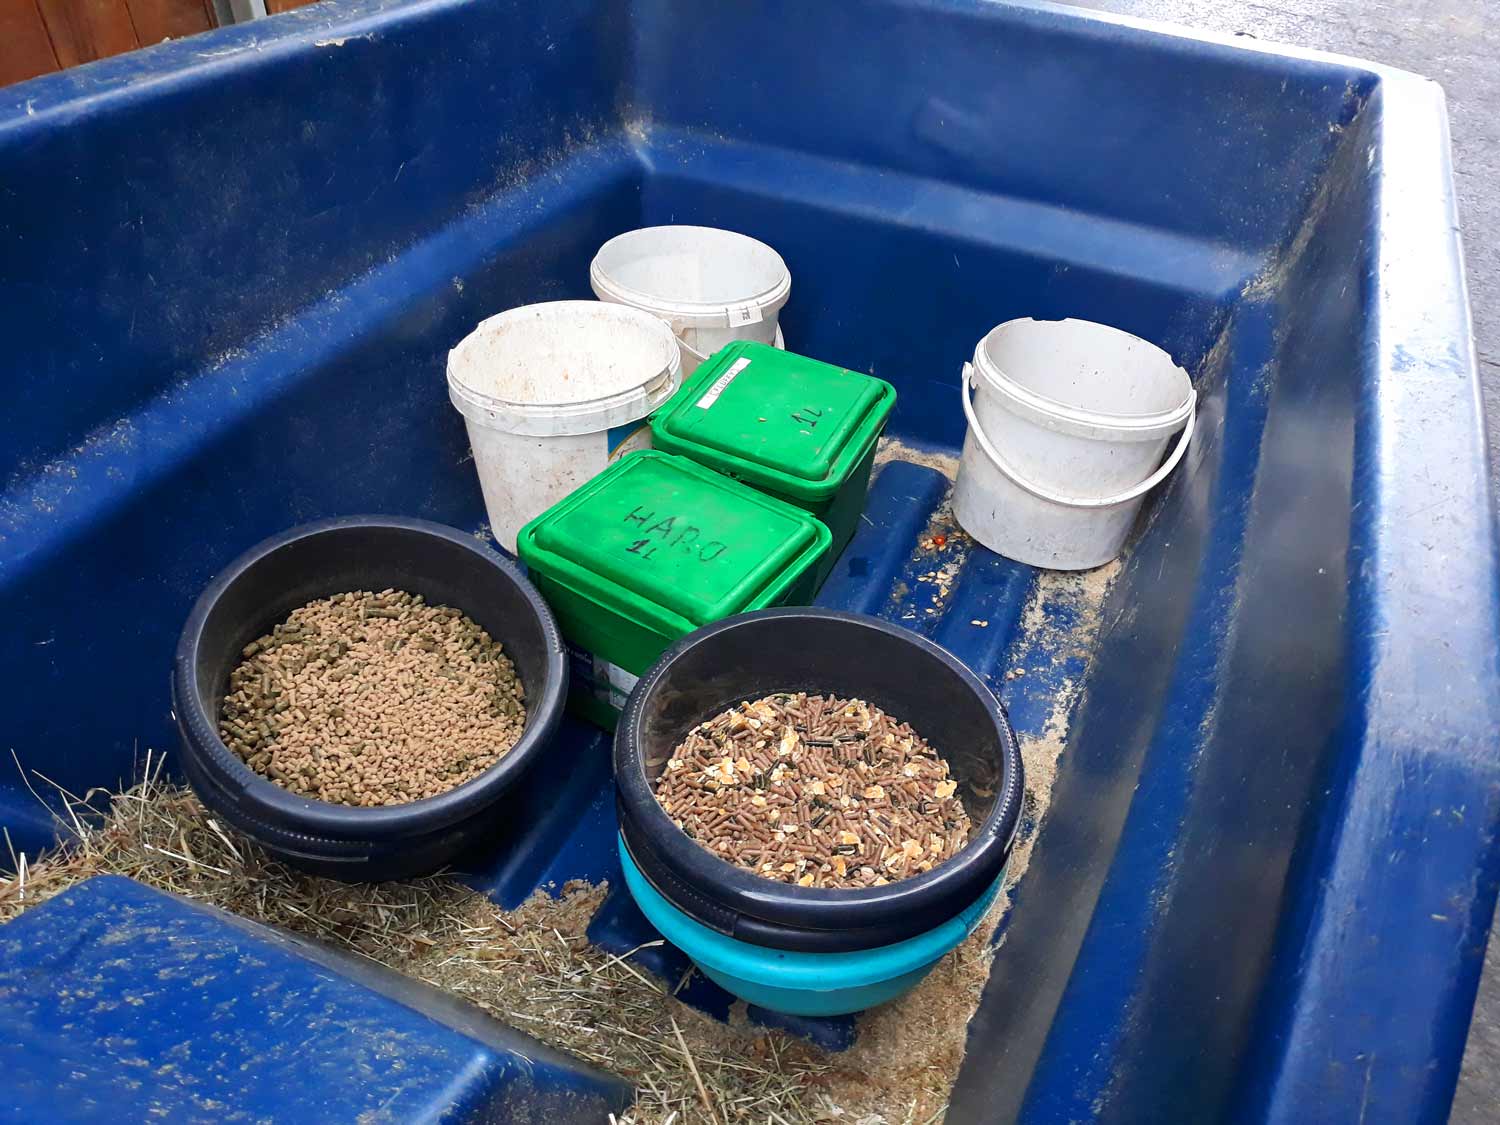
[
  {"left": 590, "top": 226, "right": 791, "bottom": 373},
  {"left": 953, "top": 318, "right": 1195, "bottom": 570}
]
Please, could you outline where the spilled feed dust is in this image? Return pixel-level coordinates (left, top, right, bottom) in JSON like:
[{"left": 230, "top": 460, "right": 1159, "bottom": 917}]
[
  {"left": 873, "top": 436, "right": 960, "bottom": 480},
  {"left": 1000, "top": 558, "right": 1122, "bottom": 895},
  {"left": 820, "top": 550, "right": 1121, "bottom": 1124},
  {"left": 0, "top": 470, "right": 1122, "bottom": 1123}
]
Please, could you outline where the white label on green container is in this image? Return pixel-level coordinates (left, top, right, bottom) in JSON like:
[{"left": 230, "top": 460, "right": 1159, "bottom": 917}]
[
  {"left": 696, "top": 357, "right": 752, "bottom": 410},
  {"left": 599, "top": 659, "right": 639, "bottom": 707},
  {"left": 567, "top": 641, "right": 639, "bottom": 711}
]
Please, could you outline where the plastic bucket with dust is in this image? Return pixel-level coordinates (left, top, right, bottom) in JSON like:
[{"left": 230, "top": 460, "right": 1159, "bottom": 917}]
[
  {"left": 590, "top": 226, "right": 791, "bottom": 373},
  {"left": 447, "top": 301, "right": 682, "bottom": 552},
  {"left": 953, "top": 318, "right": 1195, "bottom": 570}
]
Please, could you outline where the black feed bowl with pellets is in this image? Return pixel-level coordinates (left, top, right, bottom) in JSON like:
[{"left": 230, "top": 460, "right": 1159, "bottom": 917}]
[
  {"left": 614, "top": 607, "right": 1024, "bottom": 953},
  {"left": 172, "top": 516, "right": 567, "bottom": 881}
]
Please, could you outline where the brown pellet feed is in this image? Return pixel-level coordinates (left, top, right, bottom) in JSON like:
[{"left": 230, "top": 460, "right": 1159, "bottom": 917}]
[
  {"left": 653, "top": 693, "right": 972, "bottom": 889},
  {"left": 219, "top": 590, "right": 525, "bottom": 807}
]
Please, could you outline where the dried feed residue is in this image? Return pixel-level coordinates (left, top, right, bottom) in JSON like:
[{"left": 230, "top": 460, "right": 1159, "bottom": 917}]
[
  {"left": 873, "top": 437, "right": 960, "bottom": 480},
  {"left": 997, "top": 559, "right": 1122, "bottom": 898}
]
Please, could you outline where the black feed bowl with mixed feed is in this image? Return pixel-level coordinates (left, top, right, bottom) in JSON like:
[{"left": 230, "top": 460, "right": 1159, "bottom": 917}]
[{"left": 615, "top": 608, "right": 1024, "bottom": 953}]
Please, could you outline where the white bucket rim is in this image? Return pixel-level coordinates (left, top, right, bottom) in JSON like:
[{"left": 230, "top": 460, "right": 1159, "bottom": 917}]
[
  {"left": 590, "top": 225, "right": 792, "bottom": 329},
  {"left": 973, "top": 318, "right": 1193, "bottom": 441},
  {"left": 447, "top": 301, "right": 682, "bottom": 438}
]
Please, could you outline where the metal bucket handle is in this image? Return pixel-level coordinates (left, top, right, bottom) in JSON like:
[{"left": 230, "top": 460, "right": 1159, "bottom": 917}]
[{"left": 961, "top": 362, "right": 1196, "bottom": 509}]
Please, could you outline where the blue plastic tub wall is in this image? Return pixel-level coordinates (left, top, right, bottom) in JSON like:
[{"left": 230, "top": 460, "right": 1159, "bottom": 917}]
[{"left": 2, "top": 2, "right": 1496, "bottom": 1124}]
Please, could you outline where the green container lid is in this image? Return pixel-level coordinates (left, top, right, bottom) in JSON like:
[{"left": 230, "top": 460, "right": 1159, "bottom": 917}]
[
  {"left": 651, "top": 342, "right": 896, "bottom": 503},
  {"left": 517, "top": 450, "right": 831, "bottom": 638}
]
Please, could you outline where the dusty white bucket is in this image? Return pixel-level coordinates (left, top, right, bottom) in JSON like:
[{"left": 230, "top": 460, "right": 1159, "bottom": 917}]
[
  {"left": 952, "top": 318, "right": 1195, "bottom": 570},
  {"left": 590, "top": 226, "right": 791, "bottom": 373},
  {"left": 447, "top": 301, "right": 682, "bottom": 552}
]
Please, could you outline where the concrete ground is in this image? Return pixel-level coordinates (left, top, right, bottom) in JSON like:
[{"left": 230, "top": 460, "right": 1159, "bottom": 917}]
[{"left": 1062, "top": 1, "right": 1498, "bottom": 1119}]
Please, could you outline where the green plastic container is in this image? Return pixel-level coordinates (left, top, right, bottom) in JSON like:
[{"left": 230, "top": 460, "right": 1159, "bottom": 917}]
[
  {"left": 650, "top": 341, "right": 896, "bottom": 587},
  {"left": 516, "top": 450, "right": 831, "bottom": 728}
]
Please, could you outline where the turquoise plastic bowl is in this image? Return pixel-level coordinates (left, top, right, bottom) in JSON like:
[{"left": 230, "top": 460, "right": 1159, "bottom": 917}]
[{"left": 619, "top": 836, "right": 1005, "bottom": 1016}]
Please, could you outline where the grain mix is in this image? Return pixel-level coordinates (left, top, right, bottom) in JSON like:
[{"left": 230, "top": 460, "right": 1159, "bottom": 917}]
[
  {"left": 653, "top": 693, "right": 972, "bottom": 888},
  {"left": 220, "top": 590, "right": 525, "bottom": 806}
]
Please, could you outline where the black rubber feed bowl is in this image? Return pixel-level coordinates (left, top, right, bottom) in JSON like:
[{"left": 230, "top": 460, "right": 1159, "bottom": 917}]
[
  {"left": 615, "top": 608, "right": 1024, "bottom": 953},
  {"left": 172, "top": 517, "right": 567, "bottom": 881}
]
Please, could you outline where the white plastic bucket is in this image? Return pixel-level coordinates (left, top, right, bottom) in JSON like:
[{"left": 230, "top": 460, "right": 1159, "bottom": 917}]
[
  {"left": 952, "top": 318, "right": 1195, "bottom": 570},
  {"left": 590, "top": 226, "right": 791, "bottom": 372},
  {"left": 447, "top": 301, "right": 682, "bottom": 552}
]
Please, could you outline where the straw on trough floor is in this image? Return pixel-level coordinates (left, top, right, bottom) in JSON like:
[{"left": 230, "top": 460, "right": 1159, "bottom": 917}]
[{"left": 0, "top": 753, "right": 994, "bottom": 1124}]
